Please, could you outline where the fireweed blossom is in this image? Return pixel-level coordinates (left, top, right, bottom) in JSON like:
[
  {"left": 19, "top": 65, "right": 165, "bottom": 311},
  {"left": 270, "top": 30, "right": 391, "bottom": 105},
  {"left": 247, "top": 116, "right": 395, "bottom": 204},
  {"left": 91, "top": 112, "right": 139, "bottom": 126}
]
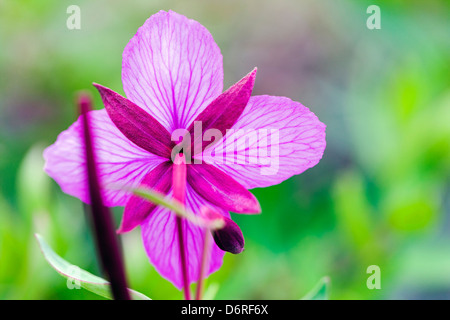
[{"left": 43, "top": 10, "right": 326, "bottom": 289}]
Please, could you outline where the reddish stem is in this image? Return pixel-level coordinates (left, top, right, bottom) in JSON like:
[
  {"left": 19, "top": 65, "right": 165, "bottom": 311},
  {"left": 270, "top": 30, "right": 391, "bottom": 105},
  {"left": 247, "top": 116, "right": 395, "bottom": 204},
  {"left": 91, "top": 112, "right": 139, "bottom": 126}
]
[{"left": 195, "top": 227, "right": 211, "bottom": 300}]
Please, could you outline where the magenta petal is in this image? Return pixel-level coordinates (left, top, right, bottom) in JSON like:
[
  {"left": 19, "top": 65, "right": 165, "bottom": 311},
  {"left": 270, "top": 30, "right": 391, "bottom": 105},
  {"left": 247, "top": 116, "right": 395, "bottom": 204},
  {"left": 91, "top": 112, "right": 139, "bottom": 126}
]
[
  {"left": 186, "top": 68, "right": 257, "bottom": 155},
  {"left": 201, "top": 95, "right": 327, "bottom": 189},
  {"left": 94, "top": 83, "right": 174, "bottom": 158},
  {"left": 118, "top": 161, "right": 172, "bottom": 233},
  {"left": 187, "top": 163, "right": 261, "bottom": 214},
  {"left": 43, "top": 109, "right": 166, "bottom": 207},
  {"left": 122, "top": 10, "right": 223, "bottom": 132},
  {"left": 141, "top": 185, "right": 226, "bottom": 290}
]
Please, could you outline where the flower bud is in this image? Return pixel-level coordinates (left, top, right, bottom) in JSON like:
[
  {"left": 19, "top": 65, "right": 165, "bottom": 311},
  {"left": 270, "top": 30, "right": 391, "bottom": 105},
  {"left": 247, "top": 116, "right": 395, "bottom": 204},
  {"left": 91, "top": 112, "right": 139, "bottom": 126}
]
[
  {"left": 212, "top": 219, "right": 245, "bottom": 254},
  {"left": 200, "top": 206, "right": 244, "bottom": 254}
]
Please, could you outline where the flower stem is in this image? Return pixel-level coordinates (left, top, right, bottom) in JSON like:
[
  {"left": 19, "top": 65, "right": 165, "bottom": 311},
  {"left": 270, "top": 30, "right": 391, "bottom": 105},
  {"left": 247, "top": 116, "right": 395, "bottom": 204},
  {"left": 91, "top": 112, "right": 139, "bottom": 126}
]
[
  {"left": 173, "top": 153, "right": 191, "bottom": 300},
  {"left": 176, "top": 216, "right": 191, "bottom": 300},
  {"left": 79, "top": 92, "right": 130, "bottom": 300},
  {"left": 195, "top": 227, "right": 211, "bottom": 300}
]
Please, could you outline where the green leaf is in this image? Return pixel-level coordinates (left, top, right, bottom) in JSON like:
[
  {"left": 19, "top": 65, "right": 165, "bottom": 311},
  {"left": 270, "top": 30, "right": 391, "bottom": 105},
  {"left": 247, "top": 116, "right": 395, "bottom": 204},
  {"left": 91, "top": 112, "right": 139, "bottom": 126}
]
[
  {"left": 301, "top": 277, "right": 330, "bottom": 300},
  {"left": 203, "top": 283, "right": 220, "bottom": 300},
  {"left": 35, "top": 234, "right": 151, "bottom": 300}
]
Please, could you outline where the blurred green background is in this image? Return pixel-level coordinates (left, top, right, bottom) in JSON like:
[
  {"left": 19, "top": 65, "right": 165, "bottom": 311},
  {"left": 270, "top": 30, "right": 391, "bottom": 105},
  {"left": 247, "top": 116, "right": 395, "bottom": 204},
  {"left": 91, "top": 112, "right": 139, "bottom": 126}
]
[{"left": 0, "top": 0, "right": 449, "bottom": 300}]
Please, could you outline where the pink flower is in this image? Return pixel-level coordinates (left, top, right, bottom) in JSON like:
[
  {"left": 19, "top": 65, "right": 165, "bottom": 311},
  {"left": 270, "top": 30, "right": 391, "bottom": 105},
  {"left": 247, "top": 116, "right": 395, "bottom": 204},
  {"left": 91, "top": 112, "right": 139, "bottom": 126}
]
[{"left": 43, "top": 10, "right": 326, "bottom": 289}]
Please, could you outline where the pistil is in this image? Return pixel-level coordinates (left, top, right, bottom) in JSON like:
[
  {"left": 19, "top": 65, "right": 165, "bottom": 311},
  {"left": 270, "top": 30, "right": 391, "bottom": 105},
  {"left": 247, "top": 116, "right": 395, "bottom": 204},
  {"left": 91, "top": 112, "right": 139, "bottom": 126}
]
[{"left": 173, "top": 153, "right": 191, "bottom": 300}]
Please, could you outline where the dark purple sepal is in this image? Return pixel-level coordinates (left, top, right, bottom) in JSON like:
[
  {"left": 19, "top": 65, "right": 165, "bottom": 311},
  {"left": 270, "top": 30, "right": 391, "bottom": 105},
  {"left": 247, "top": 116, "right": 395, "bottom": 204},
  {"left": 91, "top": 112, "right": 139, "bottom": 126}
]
[
  {"left": 185, "top": 68, "right": 257, "bottom": 155},
  {"left": 187, "top": 163, "right": 261, "bottom": 214},
  {"left": 93, "top": 83, "right": 174, "bottom": 158}
]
